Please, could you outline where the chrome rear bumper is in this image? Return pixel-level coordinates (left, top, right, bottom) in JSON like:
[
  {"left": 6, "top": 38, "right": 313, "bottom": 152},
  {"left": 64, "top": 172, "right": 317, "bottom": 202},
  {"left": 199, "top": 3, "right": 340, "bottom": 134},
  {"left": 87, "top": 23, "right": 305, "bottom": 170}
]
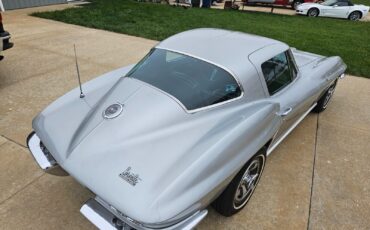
[
  {"left": 26, "top": 132, "right": 68, "bottom": 176},
  {"left": 80, "top": 198, "right": 208, "bottom": 230}
]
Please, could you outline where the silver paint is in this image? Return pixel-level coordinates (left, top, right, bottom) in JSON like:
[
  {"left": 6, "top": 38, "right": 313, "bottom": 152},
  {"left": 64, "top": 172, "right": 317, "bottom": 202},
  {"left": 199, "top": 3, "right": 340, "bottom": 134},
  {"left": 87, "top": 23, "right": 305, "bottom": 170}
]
[{"left": 28, "top": 29, "right": 347, "bottom": 229}]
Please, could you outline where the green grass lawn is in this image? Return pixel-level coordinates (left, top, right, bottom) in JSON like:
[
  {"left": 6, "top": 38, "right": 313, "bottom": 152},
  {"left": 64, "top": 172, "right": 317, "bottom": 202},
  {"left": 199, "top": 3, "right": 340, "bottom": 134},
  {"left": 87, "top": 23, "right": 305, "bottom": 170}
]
[
  {"left": 352, "top": 0, "right": 370, "bottom": 5},
  {"left": 32, "top": 0, "right": 370, "bottom": 77}
]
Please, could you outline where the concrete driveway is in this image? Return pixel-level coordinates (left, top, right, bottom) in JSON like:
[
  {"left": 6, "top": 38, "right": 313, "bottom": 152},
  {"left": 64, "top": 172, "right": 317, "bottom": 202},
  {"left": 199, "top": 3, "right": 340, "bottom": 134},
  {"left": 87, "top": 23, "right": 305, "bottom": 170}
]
[{"left": 0, "top": 4, "right": 369, "bottom": 230}]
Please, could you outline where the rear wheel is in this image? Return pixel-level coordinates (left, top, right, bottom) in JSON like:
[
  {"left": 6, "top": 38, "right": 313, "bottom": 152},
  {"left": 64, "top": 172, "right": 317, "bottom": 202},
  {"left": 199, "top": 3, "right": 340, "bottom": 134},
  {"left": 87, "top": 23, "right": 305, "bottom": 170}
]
[
  {"left": 213, "top": 148, "right": 266, "bottom": 216},
  {"left": 348, "top": 11, "right": 361, "bottom": 21},
  {"left": 312, "top": 80, "right": 337, "bottom": 113},
  {"left": 307, "top": 8, "right": 319, "bottom": 17}
]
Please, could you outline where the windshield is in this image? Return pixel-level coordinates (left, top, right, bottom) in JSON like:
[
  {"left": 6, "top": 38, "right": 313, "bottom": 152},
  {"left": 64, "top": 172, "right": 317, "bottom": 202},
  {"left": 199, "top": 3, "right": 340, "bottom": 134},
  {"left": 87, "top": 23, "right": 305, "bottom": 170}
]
[
  {"left": 321, "top": 0, "right": 338, "bottom": 6},
  {"left": 127, "top": 49, "right": 242, "bottom": 111}
]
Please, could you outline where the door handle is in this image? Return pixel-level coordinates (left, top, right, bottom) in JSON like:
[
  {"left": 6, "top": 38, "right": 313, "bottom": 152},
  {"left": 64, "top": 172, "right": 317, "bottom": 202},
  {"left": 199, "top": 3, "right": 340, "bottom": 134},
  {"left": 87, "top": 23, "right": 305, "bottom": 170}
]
[{"left": 279, "top": 107, "right": 292, "bottom": 117}]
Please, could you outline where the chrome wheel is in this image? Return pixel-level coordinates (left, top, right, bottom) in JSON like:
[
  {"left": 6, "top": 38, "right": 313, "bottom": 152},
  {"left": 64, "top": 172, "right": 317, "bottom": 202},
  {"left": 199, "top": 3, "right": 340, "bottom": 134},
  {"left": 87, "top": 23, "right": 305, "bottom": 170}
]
[
  {"left": 312, "top": 79, "right": 338, "bottom": 113},
  {"left": 233, "top": 155, "right": 265, "bottom": 209},
  {"left": 308, "top": 8, "right": 319, "bottom": 17},
  {"left": 322, "top": 85, "right": 336, "bottom": 109},
  {"left": 349, "top": 11, "right": 361, "bottom": 21},
  {"left": 213, "top": 149, "right": 267, "bottom": 217}
]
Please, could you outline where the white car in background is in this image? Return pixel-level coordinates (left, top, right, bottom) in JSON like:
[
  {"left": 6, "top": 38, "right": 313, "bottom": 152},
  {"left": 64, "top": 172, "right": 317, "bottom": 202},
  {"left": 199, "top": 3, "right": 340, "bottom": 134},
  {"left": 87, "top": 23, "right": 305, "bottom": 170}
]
[{"left": 296, "top": 0, "right": 369, "bottom": 20}]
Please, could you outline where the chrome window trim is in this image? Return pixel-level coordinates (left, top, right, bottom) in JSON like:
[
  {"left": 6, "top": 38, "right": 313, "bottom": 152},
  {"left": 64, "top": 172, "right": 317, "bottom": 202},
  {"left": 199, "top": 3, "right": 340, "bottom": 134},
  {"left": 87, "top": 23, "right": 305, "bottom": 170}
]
[
  {"left": 288, "top": 49, "right": 299, "bottom": 76},
  {"left": 130, "top": 47, "right": 245, "bottom": 114}
]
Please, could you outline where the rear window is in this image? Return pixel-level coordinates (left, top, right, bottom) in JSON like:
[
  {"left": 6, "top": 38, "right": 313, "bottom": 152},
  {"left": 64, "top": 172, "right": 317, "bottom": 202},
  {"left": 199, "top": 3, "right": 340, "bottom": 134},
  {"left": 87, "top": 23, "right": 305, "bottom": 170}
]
[{"left": 127, "top": 49, "right": 242, "bottom": 111}]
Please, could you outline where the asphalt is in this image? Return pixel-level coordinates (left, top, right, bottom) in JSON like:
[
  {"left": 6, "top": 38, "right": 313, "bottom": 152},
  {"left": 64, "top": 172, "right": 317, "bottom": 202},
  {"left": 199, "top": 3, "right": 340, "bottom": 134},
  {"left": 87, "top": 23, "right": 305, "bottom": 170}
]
[{"left": 0, "top": 3, "right": 369, "bottom": 230}]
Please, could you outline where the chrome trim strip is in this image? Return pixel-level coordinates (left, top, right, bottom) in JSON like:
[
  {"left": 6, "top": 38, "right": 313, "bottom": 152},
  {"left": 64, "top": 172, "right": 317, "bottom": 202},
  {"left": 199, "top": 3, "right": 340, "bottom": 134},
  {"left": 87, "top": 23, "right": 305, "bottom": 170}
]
[
  {"left": 155, "top": 47, "right": 243, "bottom": 91},
  {"left": 27, "top": 132, "right": 56, "bottom": 170},
  {"left": 267, "top": 103, "right": 317, "bottom": 156},
  {"left": 81, "top": 198, "right": 208, "bottom": 230}
]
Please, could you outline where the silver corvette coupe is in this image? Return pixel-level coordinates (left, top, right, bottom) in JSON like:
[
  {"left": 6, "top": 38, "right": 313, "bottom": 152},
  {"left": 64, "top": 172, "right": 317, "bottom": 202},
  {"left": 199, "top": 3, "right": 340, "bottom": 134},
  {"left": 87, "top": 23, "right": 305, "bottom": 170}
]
[{"left": 27, "top": 29, "right": 346, "bottom": 230}]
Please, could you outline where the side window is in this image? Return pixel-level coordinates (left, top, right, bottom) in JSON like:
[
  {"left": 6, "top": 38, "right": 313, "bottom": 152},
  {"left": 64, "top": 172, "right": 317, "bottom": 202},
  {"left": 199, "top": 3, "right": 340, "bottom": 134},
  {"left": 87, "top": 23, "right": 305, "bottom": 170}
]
[
  {"left": 261, "top": 51, "right": 295, "bottom": 95},
  {"left": 336, "top": 1, "right": 348, "bottom": 6}
]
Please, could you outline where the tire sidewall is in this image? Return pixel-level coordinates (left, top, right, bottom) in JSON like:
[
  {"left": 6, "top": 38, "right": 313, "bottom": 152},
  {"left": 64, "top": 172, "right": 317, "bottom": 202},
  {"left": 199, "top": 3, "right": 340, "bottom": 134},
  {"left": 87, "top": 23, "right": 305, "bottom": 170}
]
[
  {"left": 233, "top": 153, "right": 266, "bottom": 210},
  {"left": 322, "top": 81, "right": 337, "bottom": 109},
  {"left": 313, "top": 79, "right": 338, "bottom": 113},
  {"left": 349, "top": 11, "right": 361, "bottom": 21},
  {"left": 308, "top": 8, "right": 319, "bottom": 17},
  {"left": 212, "top": 148, "right": 267, "bottom": 216}
]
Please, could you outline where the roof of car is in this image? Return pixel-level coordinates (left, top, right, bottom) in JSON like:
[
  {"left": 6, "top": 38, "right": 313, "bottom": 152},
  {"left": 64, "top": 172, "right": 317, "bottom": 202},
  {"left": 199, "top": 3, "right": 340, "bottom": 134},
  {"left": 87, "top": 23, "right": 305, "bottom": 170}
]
[{"left": 156, "top": 28, "right": 286, "bottom": 75}]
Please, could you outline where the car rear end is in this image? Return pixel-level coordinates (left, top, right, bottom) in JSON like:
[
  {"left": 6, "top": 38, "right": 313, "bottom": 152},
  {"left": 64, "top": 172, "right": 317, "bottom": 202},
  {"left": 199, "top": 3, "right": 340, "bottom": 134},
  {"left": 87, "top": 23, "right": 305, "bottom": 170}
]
[
  {"left": 26, "top": 74, "right": 212, "bottom": 229},
  {"left": 0, "top": 13, "right": 13, "bottom": 58}
]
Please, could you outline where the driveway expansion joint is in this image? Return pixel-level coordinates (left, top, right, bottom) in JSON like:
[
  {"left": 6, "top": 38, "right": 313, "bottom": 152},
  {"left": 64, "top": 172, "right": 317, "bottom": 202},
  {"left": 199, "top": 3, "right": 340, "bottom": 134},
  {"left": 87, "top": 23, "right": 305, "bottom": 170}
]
[
  {"left": 0, "top": 173, "right": 45, "bottom": 207},
  {"left": 0, "top": 135, "right": 27, "bottom": 148},
  {"left": 307, "top": 114, "right": 319, "bottom": 230}
]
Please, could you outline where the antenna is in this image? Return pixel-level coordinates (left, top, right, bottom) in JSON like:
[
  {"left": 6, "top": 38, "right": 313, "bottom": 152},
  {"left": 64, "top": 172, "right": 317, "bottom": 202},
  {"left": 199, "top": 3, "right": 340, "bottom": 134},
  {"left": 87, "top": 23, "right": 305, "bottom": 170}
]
[{"left": 73, "top": 44, "right": 85, "bottom": 98}]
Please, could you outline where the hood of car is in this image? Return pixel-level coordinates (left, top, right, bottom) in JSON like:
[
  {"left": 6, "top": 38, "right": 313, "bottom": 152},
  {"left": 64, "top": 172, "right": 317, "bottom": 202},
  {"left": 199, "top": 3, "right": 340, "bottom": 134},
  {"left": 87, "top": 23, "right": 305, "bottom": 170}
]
[
  {"left": 297, "top": 2, "right": 321, "bottom": 9},
  {"left": 291, "top": 48, "right": 324, "bottom": 68}
]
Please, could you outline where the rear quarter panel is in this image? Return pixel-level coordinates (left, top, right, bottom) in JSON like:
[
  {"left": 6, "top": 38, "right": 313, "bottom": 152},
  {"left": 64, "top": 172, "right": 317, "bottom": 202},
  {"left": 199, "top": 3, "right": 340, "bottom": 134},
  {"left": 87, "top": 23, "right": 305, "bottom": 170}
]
[{"left": 153, "top": 101, "right": 281, "bottom": 222}]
